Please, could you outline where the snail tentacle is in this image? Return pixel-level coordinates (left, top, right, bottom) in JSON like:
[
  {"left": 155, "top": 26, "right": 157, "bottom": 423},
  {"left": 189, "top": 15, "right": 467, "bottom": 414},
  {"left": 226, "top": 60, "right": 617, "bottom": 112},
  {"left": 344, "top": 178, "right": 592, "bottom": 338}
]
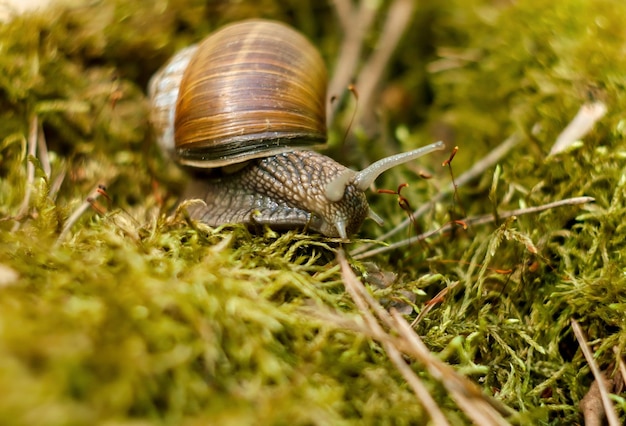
[
  {"left": 353, "top": 141, "right": 446, "bottom": 191},
  {"left": 368, "top": 208, "right": 384, "bottom": 226}
]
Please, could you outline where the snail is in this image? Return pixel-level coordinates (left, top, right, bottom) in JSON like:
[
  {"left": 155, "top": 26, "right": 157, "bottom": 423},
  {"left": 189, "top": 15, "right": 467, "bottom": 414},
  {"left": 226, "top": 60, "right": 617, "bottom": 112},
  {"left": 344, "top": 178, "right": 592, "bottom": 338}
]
[{"left": 148, "top": 19, "right": 444, "bottom": 239}]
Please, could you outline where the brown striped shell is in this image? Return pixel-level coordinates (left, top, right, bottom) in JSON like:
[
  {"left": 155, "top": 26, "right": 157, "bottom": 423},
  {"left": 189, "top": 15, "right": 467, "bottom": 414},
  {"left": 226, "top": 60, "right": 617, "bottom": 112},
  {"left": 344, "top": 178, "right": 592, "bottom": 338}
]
[{"left": 149, "top": 19, "right": 327, "bottom": 168}]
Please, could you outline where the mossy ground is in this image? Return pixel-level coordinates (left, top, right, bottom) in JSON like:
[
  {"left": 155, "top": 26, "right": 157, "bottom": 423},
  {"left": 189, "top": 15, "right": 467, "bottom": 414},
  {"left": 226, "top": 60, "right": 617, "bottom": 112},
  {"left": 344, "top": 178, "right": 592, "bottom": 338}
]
[{"left": 1, "top": 0, "right": 625, "bottom": 424}]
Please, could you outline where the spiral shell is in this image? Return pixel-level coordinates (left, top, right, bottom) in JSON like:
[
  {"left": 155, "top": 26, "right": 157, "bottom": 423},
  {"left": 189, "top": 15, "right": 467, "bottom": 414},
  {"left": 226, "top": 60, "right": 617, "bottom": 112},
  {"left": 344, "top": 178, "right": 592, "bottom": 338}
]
[{"left": 149, "top": 19, "right": 327, "bottom": 168}]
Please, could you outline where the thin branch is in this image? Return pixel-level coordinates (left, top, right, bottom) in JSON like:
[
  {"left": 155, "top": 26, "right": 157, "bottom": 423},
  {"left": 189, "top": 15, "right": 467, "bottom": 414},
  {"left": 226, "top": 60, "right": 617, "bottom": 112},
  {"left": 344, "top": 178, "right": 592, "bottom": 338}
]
[
  {"left": 571, "top": 319, "right": 620, "bottom": 426},
  {"left": 352, "top": 0, "right": 415, "bottom": 131},
  {"left": 329, "top": 0, "right": 352, "bottom": 32},
  {"left": 327, "top": 0, "right": 379, "bottom": 126},
  {"left": 353, "top": 196, "right": 595, "bottom": 259}
]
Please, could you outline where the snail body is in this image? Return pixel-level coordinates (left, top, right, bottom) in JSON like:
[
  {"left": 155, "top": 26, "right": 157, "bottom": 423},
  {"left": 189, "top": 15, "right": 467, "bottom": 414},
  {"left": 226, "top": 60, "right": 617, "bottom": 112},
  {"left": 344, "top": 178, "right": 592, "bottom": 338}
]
[{"left": 149, "top": 19, "right": 444, "bottom": 238}]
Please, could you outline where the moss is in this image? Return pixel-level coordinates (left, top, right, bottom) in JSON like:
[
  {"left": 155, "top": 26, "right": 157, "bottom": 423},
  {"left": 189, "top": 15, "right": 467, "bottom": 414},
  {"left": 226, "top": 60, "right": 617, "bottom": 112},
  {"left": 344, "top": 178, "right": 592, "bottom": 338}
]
[{"left": 0, "top": 0, "right": 625, "bottom": 424}]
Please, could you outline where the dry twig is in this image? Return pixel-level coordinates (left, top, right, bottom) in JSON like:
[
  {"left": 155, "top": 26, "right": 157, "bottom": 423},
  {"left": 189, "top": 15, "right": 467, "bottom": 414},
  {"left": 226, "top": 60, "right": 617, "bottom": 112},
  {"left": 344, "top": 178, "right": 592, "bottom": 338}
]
[
  {"left": 572, "top": 319, "right": 620, "bottom": 426},
  {"left": 338, "top": 249, "right": 451, "bottom": 425},
  {"left": 328, "top": 0, "right": 378, "bottom": 126},
  {"left": 353, "top": 195, "right": 594, "bottom": 259},
  {"left": 329, "top": 0, "right": 351, "bottom": 32},
  {"left": 328, "top": 0, "right": 415, "bottom": 132},
  {"left": 337, "top": 249, "right": 514, "bottom": 425},
  {"left": 352, "top": 0, "right": 415, "bottom": 131}
]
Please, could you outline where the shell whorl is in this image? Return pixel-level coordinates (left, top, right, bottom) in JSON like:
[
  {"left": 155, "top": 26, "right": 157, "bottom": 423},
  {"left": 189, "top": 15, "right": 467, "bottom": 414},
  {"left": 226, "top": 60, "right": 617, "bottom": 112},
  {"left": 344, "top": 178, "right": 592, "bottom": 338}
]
[
  {"left": 148, "top": 44, "right": 198, "bottom": 160},
  {"left": 149, "top": 19, "right": 328, "bottom": 168}
]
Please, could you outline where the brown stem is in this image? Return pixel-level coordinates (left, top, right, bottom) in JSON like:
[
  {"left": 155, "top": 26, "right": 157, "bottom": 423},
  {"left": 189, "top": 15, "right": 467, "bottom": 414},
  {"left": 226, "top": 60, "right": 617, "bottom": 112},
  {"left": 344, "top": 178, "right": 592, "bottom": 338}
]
[
  {"left": 352, "top": 0, "right": 415, "bottom": 134},
  {"left": 353, "top": 196, "right": 595, "bottom": 259},
  {"left": 327, "top": 0, "right": 379, "bottom": 126}
]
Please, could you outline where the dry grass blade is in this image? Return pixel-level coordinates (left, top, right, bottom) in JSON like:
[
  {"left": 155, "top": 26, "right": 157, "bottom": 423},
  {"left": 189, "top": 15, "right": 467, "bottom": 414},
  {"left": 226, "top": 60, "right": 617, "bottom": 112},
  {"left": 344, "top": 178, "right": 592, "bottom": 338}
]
[
  {"left": 328, "top": 0, "right": 378, "bottom": 126},
  {"left": 12, "top": 114, "right": 38, "bottom": 231},
  {"left": 571, "top": 319, "right": 620, "bottom": 426},
  {"left": 338, "top": 249, "right": 515, "bottom": 425},
  {"left": 55, "top": 182, "right": 110, "bottom": 246},
  {"left": 411, "top": 284, "right": 455, "bottom": 327},
  {"left": 353, "top": 196, "right": 594, "bottom": 259},
  {"left": 329, "top": 0, "right": 351, "bottom": 32},
  {"left": 337, "top": 249, "right": 451, "bottom": 425},
  {"left": 329, "top": 0, "right": 415, "bottom": 131},
  {"left": 389, "top": 311, "right": 514, "bottom": 425},
  {"left": 352, "top": 0, "right": 415, "bottom": 130},
  {"left": 549, "top": 102, "right": 607, "bottom": 156}
]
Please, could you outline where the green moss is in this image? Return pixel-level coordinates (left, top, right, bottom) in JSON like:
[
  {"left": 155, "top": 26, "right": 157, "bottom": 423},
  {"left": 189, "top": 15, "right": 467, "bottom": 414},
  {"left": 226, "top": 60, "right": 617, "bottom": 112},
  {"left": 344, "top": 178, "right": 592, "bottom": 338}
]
[{"left": 0, "top": 0, "right": 625, "bottom": 424}]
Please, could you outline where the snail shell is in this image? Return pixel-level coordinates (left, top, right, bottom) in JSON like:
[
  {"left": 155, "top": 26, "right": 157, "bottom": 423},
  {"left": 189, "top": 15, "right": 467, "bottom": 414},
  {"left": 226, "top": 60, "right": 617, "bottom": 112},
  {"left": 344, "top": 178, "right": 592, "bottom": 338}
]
[
  {"left": 150, "top": 19, "right": 327, "bottom": 168},
  {"left": 149, "top": 19, "right": 444, "bottom": 238}
]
